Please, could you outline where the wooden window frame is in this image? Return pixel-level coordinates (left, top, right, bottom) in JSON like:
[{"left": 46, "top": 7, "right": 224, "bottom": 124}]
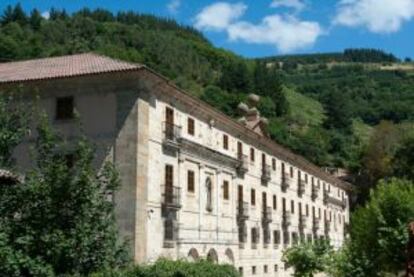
[
  {"left": 187, "top": 117, "right": 195, "bottom": 136},
  {"left": 223, "top": 180, "right": 230, "bottom": 200},
  {"left": 187, "top": 170, "right": 195, "bottom": 193}
]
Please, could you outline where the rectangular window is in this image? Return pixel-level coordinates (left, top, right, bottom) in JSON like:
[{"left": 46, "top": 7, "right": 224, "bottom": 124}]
[
  {"left": 273, "top": 230, "right": 280, "bottom": 244},
  {"left": 272, "top": 158, "right": 276, "bottom": 170},
  {"left": 251, "top": 189, "right": 256, "bottom": 206},
  {"left": 282, "top": 197, "right": 286, "bottom": 212},
  {"left": 223, "top": 180, "right": 229, "bottom": 200},
  {"left": 56, "top": 96, "right": 74, "bottom": 120},
  {"left": 187, "top": 118, "right": 195, "bottom": 136},
  {"left": 273, "top": 195, "right": 277, "bottom": 210},
  {"left": 291, "top": 200, "right": 295, "bottom": 214},
  {"left": 165, "top": 165, "right": 173, "bottom": 187},
  {"left": 252, "top": 266, "right": 256, "bottom": 275},
  {"left": 290, "top": 166, "right": 294, "bottom": 178},
  {"left": 306, "top": 204, "right": 309, "bottom": 216},
  {"left": 264, "top": 265, "right": 268, "bottom": 273},
  {"left": 187, "top": 170, "right": 195, "bottom": 193},
  {"left": 239, "top": 267, "right": 243, "bottom": 276},
  {"left": 274, "top": 264, "right": 278, "bottom": 272},
  {"left": 223, "top": 134, "right": 229, "bottom": 150},
  {"left": 250, "top": 148, "right": 255, "bottom": 162},
  {"left": 283, "top": 231, "right": 290, "bottom": 245}
]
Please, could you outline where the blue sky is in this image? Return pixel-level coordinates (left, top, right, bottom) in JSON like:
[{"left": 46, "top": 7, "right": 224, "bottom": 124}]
[{"left": 1, "top": 0, "right": 414, "bottom": 59}]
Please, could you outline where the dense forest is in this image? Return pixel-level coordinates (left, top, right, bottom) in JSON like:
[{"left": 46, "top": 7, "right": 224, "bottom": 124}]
[{"left": 1, "top": 4, "right": 414, "bottom": 200}]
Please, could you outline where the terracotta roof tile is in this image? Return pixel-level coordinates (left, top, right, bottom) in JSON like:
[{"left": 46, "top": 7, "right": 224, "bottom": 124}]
[{"left": 0, "top": 53, "right": 142, "bottom": 83}]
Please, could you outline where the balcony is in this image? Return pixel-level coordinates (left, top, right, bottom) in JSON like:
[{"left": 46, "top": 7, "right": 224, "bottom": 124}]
[
  {"left": 325, "top": 220, "right": 331, "bottom": 234},
  {"left": 161, "top": 185, "right": 181, "bottom": 210},
  {"left": 237, "top": 201, "right": 249, "bottom": 222},
  {"left": 262, "top": 207, "right": 273, "bottom": 224},
  {"left": 298, "top": 179, "right": 306, "bottom": 196},
  {"left": 311, "top": 185, "right": 320, "bottom": 200},
  {"left": 281, "top": 173, "right": 291, "bottom": 191},
  {"left": 261, "top": 165, "right": 271, "bottom": 184},
  {"left": 282, "top": 211, "right": 292, "bottom": 228},
  {"left": 236, "top": 154, "right": 249, "bottom": 176},
  {"left": 162, "top": 122, "right": 182, "bottom": 149},
  {"left": 299, "top": 214, "right": 308, "bottom": 229},
  {"left": 313, "top": 217, "right": 321, "bottom": 231},
  {"left": 324, "top": 191, "right": 347, "bottom": 209}
]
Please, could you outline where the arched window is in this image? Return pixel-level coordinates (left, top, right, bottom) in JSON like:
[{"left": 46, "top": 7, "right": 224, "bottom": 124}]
[
  {"left": 207, "top": 249, "right": 218, "bottom": 263},
  {"left": 206, "top": 177, "right": 213, "bottom": 212},
  {"left": 187, "top": 248, "right": 199, "bottom": 262}
]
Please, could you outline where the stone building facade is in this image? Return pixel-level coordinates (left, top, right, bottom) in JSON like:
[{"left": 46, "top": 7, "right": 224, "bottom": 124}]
[{"left": 0, "top": 54, "right": 353, "bottom": 277}]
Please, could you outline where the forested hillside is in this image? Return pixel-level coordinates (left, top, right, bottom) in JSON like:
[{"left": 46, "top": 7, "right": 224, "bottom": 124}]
[{"left": 1, "top": 4, "right": 414, "bottom": 197}]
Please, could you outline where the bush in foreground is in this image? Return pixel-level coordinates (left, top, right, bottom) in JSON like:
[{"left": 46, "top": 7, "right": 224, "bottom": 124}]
[{"left": 91, "top": 259, "right": 240, "bottom": 277}]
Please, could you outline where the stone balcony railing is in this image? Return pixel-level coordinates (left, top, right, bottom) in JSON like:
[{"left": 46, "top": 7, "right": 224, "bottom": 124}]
[
  {"left": 161, "top": 185, "right": 181, "bottom": 210},
  {"left": 281, "top": 172, "right": 291, "bottom": 191},
  {"left": 261, "top": 165, "right": 272, "bottom": 184},
  {"left": 162, "top": 122, "right": 182, "bottom": 148}
]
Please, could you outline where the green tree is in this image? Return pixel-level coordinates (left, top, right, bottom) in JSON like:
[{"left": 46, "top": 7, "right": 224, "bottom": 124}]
[
  {"left": 343, "top": 178, "right": 414, "bottom": 276},
  {"left": 0, "top": 115, "right": 129, "bottom": 276},
  {"left": 29, "top": 9, "right": 43, "bottom": 30},
  {"left": 392, "top": 137, "right": 414, "bottom": 181},
  {"left": 0, "top": 95, "right": 28, "bottom": 168},
  {"left": 283, "top": 240, "right": 332, "bottom": 277}
]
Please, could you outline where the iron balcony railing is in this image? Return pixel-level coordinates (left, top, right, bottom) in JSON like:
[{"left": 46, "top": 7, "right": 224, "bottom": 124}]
[
  {"left": 324, "top": 191, "right": 347, "bottom": 209},
  {"left": 298, "top": 179, "right": 306, "bottom": 196},
  {"left": 237, "top": 201, "right": 249, "bottom": 221},
  {"left": 282, "top": 210, "right": 292, "bottom": 228},
  {"left": 162, "top": 122, "right": 182, "bottom": 146},
  {"left": 313, "top": 217, "right": 321, "bottom": 231},
  {"left": 311, "top": 184, "right": 320, "bottom": 200},
  {"left": 237, "top": 153, "right": 249, "bottom": 175},
  {"left": 299, "top": 214, "right": 308, "bottom": 229},
  {"left": 161, "top": 185, "right": 181, "bottom": 209},
  {"left": 262, "top": 206, "right": 273, "bottom": 224},
  {"left": 261, "top": 165, "right": 272, "bottom": 184},
  {"left": 281, "top": 172, "right": 291, "bottom": 191}
]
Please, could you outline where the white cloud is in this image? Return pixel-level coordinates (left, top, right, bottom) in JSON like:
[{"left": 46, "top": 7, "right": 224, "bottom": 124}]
[
  {"left": 167, "top": 0, "right": 181, "bottom": 14},
  {"left": 228, "top": 15, "right": 322, "bottom": 53},
  {"left": 334, "top": 0, "right": 414, "bottom": 33},
  {"left": 270, "top": 0, "right": 306, "bottom": 12},
  {"left": 194, "top": 2, "right": 247, "bottom": 31},
  {"left": 194, "top": 2, "right": 322, "bottom": 53},
  {"left": 41, "top": 11, "right": 50, "bottom": 19}
]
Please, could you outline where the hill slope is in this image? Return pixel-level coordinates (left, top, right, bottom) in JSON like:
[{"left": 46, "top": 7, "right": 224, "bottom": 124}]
[{"left": 1, "top": 5, "right": 414, "bottom": 176}]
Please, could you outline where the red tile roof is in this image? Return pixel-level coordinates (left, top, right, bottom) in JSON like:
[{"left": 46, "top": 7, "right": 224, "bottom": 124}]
[{"left": 0, "top": 53, "right": 142, "bottom": 84}]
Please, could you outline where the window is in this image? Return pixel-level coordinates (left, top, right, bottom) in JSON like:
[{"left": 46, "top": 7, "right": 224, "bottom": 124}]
[
  {"left": 273, "top": 230, "right": 281, "bottom": 244},
  {"left": 250, "top": 148, "right": 255, "bottom": 162},
  {"left": 65, "top": 153, "right": 75, "bottom": 168},
  {"left": 306, "top": 204, "right": 309, "bottom": 216},
  {"left": 291, "top": 200, "right": 295, "bottom": 214},
  {"left": 223, "top": 134, "right": 229, "bottom": 150},
  {"left": 274, "top": 264, "right": 278, "bottom": 272},
  {"left": 239, "top": 267, "right": 243, "bottom": 276},
  {"left": 283, "top": 231, "right": 290, "bottom": 245},
  {"left": 165, "top": 165, "right": 173, "bottom": 187},
  {"left": 264, "top": 265, "right": 268, "bottom": 273},
  {"left": 252, "top": 266, "right": 256, "bottom": 275},
  {"left": 206, "top": 177, "right": 213, "bottom": 212},
  {"left": 56, "top": 96, "right": 74, "bottom": 120},
  {"left": 164, "top": 219, "right": 175, "bottom": 241},
  {"left": 251, "top": 227, "right": 259, "bottom": 244},
  {"left": 251, "top": 189, "right": 256, "bottom": 206},
  {"left": 292, "top": 232, "right": 299, "bottom": 245},
  {"left": 272, "top": 158, "right": 276, "bottom": 170},
  {"left": 273, "top": 195, "right": 277, "bottom": 210},
  {"left": 187, "top": 170, "right": 195, "bottom": 193},
  {"left": 290, "top": 166, "right": 294, "bottom": 178},
  {"left": 223, "top": 180, "right": 229, "bottom": 200},
  {"left": 187, "top": 118, "right": 195, "bottom": 136}
]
